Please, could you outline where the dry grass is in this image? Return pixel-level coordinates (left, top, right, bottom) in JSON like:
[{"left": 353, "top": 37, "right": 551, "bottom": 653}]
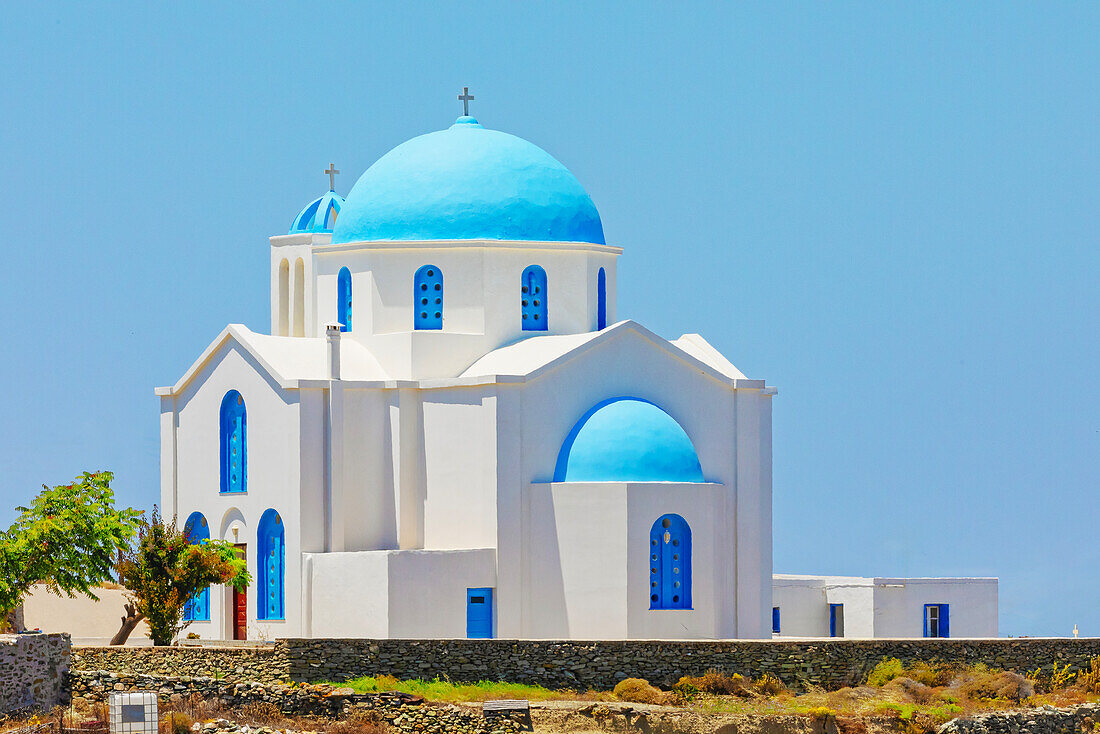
[{"left": 612, "top": 678, "right": 672, "bottom": 705}]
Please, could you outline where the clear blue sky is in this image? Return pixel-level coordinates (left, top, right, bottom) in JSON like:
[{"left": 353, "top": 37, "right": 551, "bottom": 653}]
[{"left": 0, "top": 3, "right": 1096, "bottom": 638}]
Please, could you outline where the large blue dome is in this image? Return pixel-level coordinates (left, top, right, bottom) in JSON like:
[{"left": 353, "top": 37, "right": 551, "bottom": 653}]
[{"left": 332, "top": 117, "right": 605, "bottom": 245}]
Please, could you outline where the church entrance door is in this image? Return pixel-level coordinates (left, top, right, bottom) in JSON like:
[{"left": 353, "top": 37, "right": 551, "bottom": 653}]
[{"left": 232, "top": 544, "right": 247, "bottom": 640}]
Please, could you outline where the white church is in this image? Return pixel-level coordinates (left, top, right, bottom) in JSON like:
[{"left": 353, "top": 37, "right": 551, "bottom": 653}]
[{"left": 157, "top": 98, "right": 998, "bottom": 642}]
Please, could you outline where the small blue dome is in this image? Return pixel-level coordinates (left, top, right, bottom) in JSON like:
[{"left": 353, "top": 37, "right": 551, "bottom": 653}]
[
  {"left": 332, "top": 117, "right": 605, "bottom": 245},
  {"left": 290, "top": 190, "right": 344, "bottom": 234},
  {"left": 554, "top": 398, "right": 705, "bottom": 483}
]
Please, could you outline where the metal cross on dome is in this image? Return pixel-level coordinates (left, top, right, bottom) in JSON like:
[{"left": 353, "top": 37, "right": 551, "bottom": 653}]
[
  {"left": 458, "top": 86, "right": 475, "bottom": 116},
  {"left": 326, "top": 163, "right": 339, "bottom": 191}
]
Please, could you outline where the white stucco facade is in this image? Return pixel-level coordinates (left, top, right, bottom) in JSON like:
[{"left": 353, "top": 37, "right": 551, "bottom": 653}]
[
  {"left": 771, "top": 575, "right": 999, "bottom": 639},
  {"left": 157, "top": 111, "right": 995, "bottom": 642}
]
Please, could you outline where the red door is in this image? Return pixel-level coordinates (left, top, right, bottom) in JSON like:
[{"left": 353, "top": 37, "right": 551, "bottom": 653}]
[{"left": 233, "top": 544, "right": 247, "bottom": 640}]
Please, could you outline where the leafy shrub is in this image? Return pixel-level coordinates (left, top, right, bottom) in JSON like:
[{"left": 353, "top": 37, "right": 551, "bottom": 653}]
[
  {"left": 866, "top": 658, "right": 906, "bottom": 687},
  {"left": 885, "top": 677, "right": 937, "bottom": 705},
  {"left": 805, "top": 706, "right": 836, "bottom": 721},
  {"left": 1081, "top": 657, "right": 1100, "bottom": 694},
  {"left": 613, "top": 678, "right": 670, "bottom": 705},
  {"left": 160, "top": 712, "right": 192, "bottom": 734},
  {"left": 954, "top": 670, "right": 1033, "bottom": 702},
  {"left": 674, "top": 670, "right": 751, "bottom": 697},
  {"left": 752, "top": 673, "right": 786, "bottom": 696}
]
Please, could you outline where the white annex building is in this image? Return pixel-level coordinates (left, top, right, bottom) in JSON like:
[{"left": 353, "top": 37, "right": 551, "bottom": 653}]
[{"left": 158, "top": 103, "right": 997, "bottom": 642}]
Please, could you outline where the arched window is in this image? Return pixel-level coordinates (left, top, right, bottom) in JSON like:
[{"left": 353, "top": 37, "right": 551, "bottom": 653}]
[
  {"left": 521, "top": 265, "right": 548, "bottom": 331},
  {"left": 597, "top": 267, "right": 607, "bottom": 330},
  {"left": 292, "top": 258, "right": 305, "bottom": 337},
  {"left": 649, "top": 514, "right": 691, "bottom": 610},
  {"left": 220, "top": 390, "right": 247, "bottom": 494},
  {"left": 278, "top": 259, "right": 290, "bottom": 336},
  {"left": 182, "top": 512, "right": 210, "bottom": 621},
  {"left": 257, "top": 509, "right": 285, "bottom": 620},
  {"left": 414, "top": 265, "right": 443, "bottom": 330},
  {"left": 337, "top": 266, "right": 352, "bottom": 332}
]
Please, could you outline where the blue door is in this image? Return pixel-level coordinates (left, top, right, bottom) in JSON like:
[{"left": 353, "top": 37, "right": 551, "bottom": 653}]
[
  {"left": 466, "top": 588, "right": 493, "bottom": 638},
  {"left": 829, "top": 603, "right": 844, "bottom": 637}
]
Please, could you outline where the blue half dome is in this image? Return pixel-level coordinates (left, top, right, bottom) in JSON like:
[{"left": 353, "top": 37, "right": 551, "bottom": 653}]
[
  {"left": 290, "top": 190, "right": 344, "bottom": 234},
  {"left": 554, "top": 398, "right": 705, "bottom": 483},
  {"left": 332, "top": 117, "right": 605, "bottom": 245}
]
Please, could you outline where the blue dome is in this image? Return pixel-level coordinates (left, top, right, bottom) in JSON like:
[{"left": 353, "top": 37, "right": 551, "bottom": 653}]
[
  {"left": 332, "top": 117, "right": 605, "bottom": 245},
  {"left": 290, "top": 190, "right": 344, "bottom": 234},
  {"left": 554, "top": 398, "right": 705, "bottom": 483}
]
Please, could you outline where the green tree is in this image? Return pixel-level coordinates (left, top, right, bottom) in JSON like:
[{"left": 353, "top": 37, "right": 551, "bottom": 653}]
[
  {"left": 0, "top": 471, "right": 142, "bottom": 628},
  {"left": 117, "top": 506, "right": 250, "bottom": 646}
]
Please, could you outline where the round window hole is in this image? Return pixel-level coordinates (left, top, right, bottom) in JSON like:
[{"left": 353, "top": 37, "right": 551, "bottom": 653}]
[
  {"left": 651, "top": 595, "right": 658, "bottom": 603},
  {"left": 662, "top": 518, "right": 672, "bottom": 529}
]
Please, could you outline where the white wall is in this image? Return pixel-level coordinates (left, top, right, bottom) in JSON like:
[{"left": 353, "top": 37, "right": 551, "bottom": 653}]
[
  {"left": 22, "top": 585, "right": 150, "bottom": 645},
  {"left": 163, "top": 339, "right": 312, "bottom": 640},
  {"left": 307, "top": 549, "right": 496, "bottom": 638},
  {"left": 873, "top": 578, "right": 999, "bottom": 638}
]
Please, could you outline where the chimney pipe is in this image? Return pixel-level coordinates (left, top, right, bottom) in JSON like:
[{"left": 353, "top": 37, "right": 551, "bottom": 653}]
[{"left": 325, "top": 323, "right": 341, "bottom": 380}]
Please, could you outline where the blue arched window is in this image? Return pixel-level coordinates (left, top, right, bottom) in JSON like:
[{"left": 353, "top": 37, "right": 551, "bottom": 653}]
[
  {"left": 650, "top": 514, "right": 691, "bottom": 610},
  {"left": 597, "top": 267, "right": 607, "bottom": 330},
  {"left": 182, "top": 512, "right": 210, "bottom": 621},
  {"left": 220, "top": 391, "right": 247, "bottom": 494},
  {"left": 414, "top": 265, "right": 443, "bottom": 330},
  {"left": 257, "top": 509, "right": 285, "bottom": 620},
  {"left": 521, "top": 265, "right": 548, "bottom": 331},
  {"left": 337, "top": 266, "right": 352, "bottom": 332}
]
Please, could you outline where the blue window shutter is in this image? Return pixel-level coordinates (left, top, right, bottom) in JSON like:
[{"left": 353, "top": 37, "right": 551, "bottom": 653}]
[
  {"left": 521, "top": 265, "right": 548, "bottom": 331},
  {"left": 338, "top": 267, "right": 352, "bottom": 332},
  {"left": 940, "top": 604, "right": 949, "bottom": 638},
  {"left": 830, "top": 604, "right": 842, "bottom": 637},
  {"left": 182, "top": 513, "right": 210, "bottom": 621},
  {"left": 414, "top": 265, "right": 443, "bottom": 330},
  {"left": 649, "top": 515, "right": 692, "bottom": 610},
  {"left": 597, "top": 268, "right": 606, "bottom": 330},
  {"left": 258, "top": 510, "right": 285, "bottom": 620},
  {"left": 220, "top": 391, "right": 246, "bottom": 494},
  {"left": 924, "top": 604, "right": 931, "bottom": 638},
  {"left": 466, "top": 588, "right": 493, "bottom": 638},
  {"left": 772, "top": 607, "right": 781, "bottom": 634}
]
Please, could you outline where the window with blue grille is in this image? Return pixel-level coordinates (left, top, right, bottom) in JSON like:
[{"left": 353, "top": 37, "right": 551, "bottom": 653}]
[
  {"left": 521, "top": 265, "right": 547, "bottom": 330},
  {"left": 337, "top": 266, "right": 352, "bottom": 332},
  {"left": 220, "top": 391, "right": 246, "bottom": 494},
  {"left": 597, "top": 267, "right": 607, "bottom": 330},
  {"left": 924, "top": 604, "right": 949, "bottom": 638},
  {"left": 182, "top": 512, "right": 210, "bottom": 621},
  {"left": 414, "top": 265, "right": 443, "bottom": 330},
  {"left": 258, "top": 509, "right": 285, "bottom": 620},
  {"left": 772, "top": 607, "right": 781, "bottom": 634},
  {"left": 649, "top": 514, "right": 692, "bottom": 609}
]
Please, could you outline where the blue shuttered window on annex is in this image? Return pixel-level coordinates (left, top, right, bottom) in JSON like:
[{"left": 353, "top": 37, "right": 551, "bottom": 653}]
[
  {"left": 597, "top": 267, "right": 606, "bottom": 330},
  {"left": 414, "top": 265, "right": 443, "bottom": 330},
  {"left": 649, "top": 514, "right": 691, "bottom": 610},
  {"left": 182, "top": 512, "right": 210, "bottom": 621},
  {"left": 521, "top": 265, "right": 547, "bottom": 330},
  {"left": 466, "top": 588, "right": 493, "bottom": 638},
  {"left": 258, "top": 509, "right": 285, "bottom": 620},
  {"left": 924, "top": 604, "right": 949, "bottom": 638},
  {"left": 337, "top": 267, "right": 352, "bottom": 332},
  {"left": 220, "top": 391, "right": 247, "bottom": 494}
]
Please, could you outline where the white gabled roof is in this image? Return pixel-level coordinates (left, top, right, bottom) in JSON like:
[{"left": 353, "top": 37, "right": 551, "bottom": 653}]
[
  {"left": 155, "top": 324, "right": 390, "bottom": 395},
  {"left": 459, "top": 320, "right": 762, "bottom": 388}
]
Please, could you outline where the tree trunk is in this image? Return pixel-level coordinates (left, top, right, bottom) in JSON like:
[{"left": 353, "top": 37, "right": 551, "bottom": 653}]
[
  {"left": 2, "top": 606, "right": 24, "bottom": 633},
  {"left": 110, "top": 602, "right": 144, "bottom": 645}
]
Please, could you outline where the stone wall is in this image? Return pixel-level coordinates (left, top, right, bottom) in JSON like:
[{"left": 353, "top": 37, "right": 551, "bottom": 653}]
[
  {"left": 74, "top": 638, "right": 1100, "bottom": 692},
  {"left": 0, "top": 633, "right": 71, "bottom": 713},
  {"left": 940, "top": 702, "right": 1100, "bottom": 734},
  {"left": 70, "top": 671, "right": 524, "bottom": 734},
  {"left": 72, "top": 645, "right": 282, "bottom": 684},
  {"left": 284, "top": 638, "right": 1100, "bottom": 690}
]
